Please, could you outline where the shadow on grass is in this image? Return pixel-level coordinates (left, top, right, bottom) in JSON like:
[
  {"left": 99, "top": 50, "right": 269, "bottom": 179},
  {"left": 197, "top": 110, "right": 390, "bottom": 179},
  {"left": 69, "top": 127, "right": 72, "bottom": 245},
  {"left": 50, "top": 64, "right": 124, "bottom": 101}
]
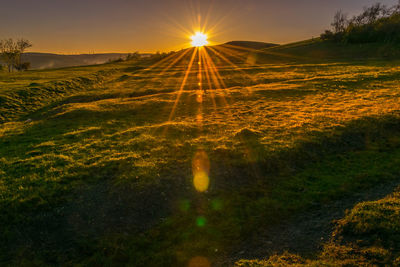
[{"left": 3, "top": 114, "right": 399, "bottom": 265}]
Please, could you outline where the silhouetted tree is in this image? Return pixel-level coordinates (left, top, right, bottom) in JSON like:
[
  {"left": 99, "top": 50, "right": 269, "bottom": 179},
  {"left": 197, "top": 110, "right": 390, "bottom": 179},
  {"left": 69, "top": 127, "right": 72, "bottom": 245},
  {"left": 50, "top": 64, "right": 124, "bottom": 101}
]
[
  {"left": 0, "top": 39, "right": 18, "bottom": 72},
  {"left": 320, "top": 30, "right": 335, "bottom": 41},
  {"left": 392, "top": 0, "right": 400, "bottom": 14},
  {"left": 332, "top": 10, "right": 348, "bottom": 33},
  {"left": 349, "top": 3, "right": 387, "bottom": 27},
  {"left": 0, "top": 38, "right": 32, "bottom": 72},
  {"left": 322, "top": 2, "right": 400, "bottom": 44},
  {"left": 15, "top": 39, "right": 32, "bottom": 70},
  {"left": 14, "top": 62, "right": 31, "bottom": 71}
]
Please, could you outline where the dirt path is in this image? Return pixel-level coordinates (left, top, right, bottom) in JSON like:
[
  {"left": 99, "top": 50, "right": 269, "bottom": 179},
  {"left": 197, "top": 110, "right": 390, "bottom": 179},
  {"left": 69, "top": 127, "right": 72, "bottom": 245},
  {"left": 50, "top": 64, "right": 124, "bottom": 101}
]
[{"left": 223, "top": 179, "right": 400, "bottom": 266}]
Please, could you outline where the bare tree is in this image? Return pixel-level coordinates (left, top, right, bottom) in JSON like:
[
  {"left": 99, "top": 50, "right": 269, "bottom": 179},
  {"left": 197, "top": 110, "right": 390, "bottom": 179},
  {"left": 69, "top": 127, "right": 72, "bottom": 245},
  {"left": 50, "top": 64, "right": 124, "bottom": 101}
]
[
  {"left": 15, "top": 39, "right": 32, "bottom": 69},
  {"left": 350, "top": 3, "right": 388, "bottom": 27},
  {"left": 324, "top": 1, "right": 400, "bottom": 43},
  {"left": 0, "top": 39, "right": 18, "bottom": 72},
  {"left": 364, "top": 3, "right": 386, "bottom": 23},
  {"left": 0, "top": 38, "right": 32, "bottom": 72},
  {"left": 332, "top": 10, "right": 348, "bottom": 33},
  {"left": 393, "top": 0, "right": 400, "bottom": 14}
]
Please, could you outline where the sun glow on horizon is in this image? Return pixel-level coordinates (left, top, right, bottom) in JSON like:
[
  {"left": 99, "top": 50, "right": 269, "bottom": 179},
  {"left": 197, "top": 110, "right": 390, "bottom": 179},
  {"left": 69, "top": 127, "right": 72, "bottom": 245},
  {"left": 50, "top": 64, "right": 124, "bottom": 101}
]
[{"left": 191, "top": 32, "right": 208, "bottom": 47}]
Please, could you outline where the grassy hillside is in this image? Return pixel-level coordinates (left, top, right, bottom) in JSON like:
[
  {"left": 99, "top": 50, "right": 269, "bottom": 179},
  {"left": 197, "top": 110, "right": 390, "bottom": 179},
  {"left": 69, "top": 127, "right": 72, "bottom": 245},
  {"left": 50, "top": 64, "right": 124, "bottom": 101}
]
[
  {"left": 224, "top": 41, "right": 278, "bottom": 50},
  {"left": 0, "top": 61, "right": 131, "bottom": 123},
  {"left": 1, "top": 43, "right": 400, "bottom": 266},
  {"left": 236, "top": 186, "right": 400, "bottom": 266},
  {"left": 212, "top": 38, "right": 400, "bottom": 66},
  {"left": 258, "top": 39, "right": 400, "bottom": 63},
  {"left": 21, "top": 53, "right": 134, "bottom": 70}
]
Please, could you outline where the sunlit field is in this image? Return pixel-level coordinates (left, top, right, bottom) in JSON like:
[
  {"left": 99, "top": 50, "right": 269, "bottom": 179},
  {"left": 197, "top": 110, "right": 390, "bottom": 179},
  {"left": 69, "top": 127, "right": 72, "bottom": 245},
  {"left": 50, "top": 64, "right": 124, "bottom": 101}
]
[{"left": 1, "top": 41, "right": 400, "bottom": 266}]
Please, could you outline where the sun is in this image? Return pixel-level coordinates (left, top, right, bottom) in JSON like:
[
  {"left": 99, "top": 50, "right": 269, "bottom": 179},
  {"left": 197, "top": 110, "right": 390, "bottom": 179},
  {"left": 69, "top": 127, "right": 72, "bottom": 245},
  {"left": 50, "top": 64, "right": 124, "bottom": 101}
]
[{"left": 191, "top": 32, "right": 208, "bottom": 47}]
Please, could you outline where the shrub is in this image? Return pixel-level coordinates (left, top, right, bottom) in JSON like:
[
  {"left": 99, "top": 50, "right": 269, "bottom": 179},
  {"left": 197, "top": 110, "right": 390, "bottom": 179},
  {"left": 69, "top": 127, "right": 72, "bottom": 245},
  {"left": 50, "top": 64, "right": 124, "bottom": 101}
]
[
  {"left": 14, "top": 62, "right": 30, "bottom": 71},
  {"left": 323, "top": 2, "right": 400, "bottom": 44}
]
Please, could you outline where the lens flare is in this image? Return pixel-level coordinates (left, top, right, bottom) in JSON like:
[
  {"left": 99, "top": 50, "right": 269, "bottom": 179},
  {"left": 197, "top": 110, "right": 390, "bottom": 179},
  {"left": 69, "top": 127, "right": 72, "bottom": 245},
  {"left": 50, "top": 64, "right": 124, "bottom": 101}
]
[
  {"left": 192, "top": 150, "right": 210, "bottom": 192},
  {"left": 196, "top": 216, "right": 207, "bottom": 227},
  {"left": 193, "top": 171, "right": 209, "bottom": 192},
  {"left": 191, "top": 32, "right": 208, "bottom": 47}
]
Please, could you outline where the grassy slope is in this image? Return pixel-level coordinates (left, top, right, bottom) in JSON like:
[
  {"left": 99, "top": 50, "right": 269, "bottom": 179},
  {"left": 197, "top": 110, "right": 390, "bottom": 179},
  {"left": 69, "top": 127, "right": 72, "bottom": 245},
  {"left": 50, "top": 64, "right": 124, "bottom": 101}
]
[
  {"left": 0, "top": 63, "right": 117, "bottom": 122},
  {"left": 236, "top": 187, "right": 400, "bottom": 266},
  {"left": 256, "top": 38, "right": 400, "bottom": 63},
  {"left": 21, "top": 53, "right": 131, "bottom": 69},
  {"left": 1, "top": 43, "right": 400, "bottom": 265},
  {"left": 224, "top": 41, "right": 278, "bottom": 50}
]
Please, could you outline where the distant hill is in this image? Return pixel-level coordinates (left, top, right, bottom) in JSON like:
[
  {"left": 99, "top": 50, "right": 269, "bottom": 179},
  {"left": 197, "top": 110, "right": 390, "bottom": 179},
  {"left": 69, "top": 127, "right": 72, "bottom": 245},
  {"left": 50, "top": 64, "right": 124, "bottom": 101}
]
[
  {"left": 224, "top": 41, "right": 278, "bottom": 50},
  {"left": 258, "top": 38, "right": 400, "bottom": 63},
  {"left": 20, "top": 52, "right": 152, "bottom": 70},
  {"left": 202, "top": 38, "right": 400, "bottom": 65}
]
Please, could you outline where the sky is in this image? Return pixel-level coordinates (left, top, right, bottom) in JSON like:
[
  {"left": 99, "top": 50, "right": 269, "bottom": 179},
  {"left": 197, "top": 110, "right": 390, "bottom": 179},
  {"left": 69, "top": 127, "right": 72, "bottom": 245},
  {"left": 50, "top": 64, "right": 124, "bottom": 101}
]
[{"left": 0, "top": 0, "right": 397, "bottom": 54}]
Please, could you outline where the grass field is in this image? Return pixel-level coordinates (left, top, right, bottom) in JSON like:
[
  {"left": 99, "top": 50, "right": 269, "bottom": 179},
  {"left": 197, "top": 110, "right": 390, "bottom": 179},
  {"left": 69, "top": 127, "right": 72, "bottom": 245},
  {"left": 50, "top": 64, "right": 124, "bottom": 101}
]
[{"left": 1, "top": 43, "right": 400, "bottom": 266}]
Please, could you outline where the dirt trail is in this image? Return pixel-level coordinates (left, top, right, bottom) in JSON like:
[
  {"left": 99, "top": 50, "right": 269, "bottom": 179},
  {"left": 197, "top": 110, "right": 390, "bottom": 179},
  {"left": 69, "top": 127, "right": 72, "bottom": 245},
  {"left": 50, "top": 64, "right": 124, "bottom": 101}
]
[{"left": 224, "top": 179, "right": 400, "bottom": 266}]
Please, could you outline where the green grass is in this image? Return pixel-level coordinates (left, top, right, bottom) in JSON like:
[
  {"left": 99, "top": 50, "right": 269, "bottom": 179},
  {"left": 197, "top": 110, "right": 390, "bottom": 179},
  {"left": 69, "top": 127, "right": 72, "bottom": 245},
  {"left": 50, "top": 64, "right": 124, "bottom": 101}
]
[
  {"left": 1, "top": 44, "right": 400, "bottom": 266},
  {"left": 236, "top": 187, "right": 400, "bottom": 266},
  {"left": 258, "top": 38, "right": 400, "bottom": 63}
]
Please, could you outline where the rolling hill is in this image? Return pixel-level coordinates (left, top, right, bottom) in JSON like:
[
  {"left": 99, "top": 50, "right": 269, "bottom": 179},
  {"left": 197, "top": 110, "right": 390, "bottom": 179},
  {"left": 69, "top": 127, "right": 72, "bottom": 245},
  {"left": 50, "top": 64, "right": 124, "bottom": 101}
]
[
  {"left": 20, "top": 52, "right": 152, "bottom": 70},
  {"left": 259, "top": 38, "right": 400, "bottom": 62},
  {"left": 224, "top": 41, "right": 278, "bottom": 50},
  {"left": 1, "top": 40, "right": 400, "bottom": 266}
]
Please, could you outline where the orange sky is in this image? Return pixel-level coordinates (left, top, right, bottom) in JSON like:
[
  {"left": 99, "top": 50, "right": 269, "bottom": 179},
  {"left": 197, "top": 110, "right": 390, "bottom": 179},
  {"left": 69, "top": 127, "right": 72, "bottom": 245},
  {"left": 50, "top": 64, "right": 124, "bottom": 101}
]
[{"left": 0, "top": 0, "right": 397, "bottom": 54}]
